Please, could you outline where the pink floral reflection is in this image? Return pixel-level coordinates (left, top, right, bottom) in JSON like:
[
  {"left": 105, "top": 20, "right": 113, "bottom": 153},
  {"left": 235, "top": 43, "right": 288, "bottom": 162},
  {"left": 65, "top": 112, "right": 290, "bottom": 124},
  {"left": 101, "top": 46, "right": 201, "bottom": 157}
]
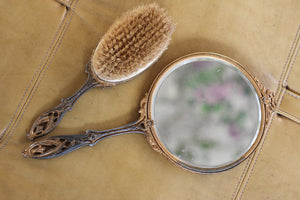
[
  {"left": 192, "top": 61, "right": 212, "bottom": 69},
  {"left": 229, "top": 123, "right": 240, "bottom": 140},
  {"left": 195, "top": 83, "right": 235, "bottom": 104}
]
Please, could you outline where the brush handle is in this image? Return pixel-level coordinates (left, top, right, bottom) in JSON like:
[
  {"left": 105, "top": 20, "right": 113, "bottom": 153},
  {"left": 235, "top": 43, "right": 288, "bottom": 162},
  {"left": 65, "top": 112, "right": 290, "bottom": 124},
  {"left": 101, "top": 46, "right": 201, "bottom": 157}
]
[
  {"left": 27, "top": 76, "right": 99, "bottom": 140},
  {"left": 27, "top": 64, "right": 112, "bottom": 140},
  {"left": 23, "top": 120, "right": 147, "bottom": 159}
]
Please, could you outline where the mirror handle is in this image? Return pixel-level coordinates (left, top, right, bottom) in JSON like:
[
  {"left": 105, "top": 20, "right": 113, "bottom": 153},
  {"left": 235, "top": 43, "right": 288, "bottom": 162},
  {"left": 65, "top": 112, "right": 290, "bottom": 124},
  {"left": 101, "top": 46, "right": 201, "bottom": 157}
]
[{"left": 23, "top": 120, "right": 147, "bottom": 159}]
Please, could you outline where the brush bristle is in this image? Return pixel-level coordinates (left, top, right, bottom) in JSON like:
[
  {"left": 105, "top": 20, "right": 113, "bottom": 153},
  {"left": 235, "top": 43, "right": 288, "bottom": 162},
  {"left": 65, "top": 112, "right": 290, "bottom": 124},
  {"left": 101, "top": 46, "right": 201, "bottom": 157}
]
[{"left": 91, "top": 3, "right": 175, "bottom": 81}]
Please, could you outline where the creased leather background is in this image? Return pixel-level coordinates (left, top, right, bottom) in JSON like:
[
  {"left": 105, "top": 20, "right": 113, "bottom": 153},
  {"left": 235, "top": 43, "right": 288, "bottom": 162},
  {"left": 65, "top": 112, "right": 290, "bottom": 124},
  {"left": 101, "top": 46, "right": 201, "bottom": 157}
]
[{"left": 0, "top": 0, "right": 299, "bottom": 199}]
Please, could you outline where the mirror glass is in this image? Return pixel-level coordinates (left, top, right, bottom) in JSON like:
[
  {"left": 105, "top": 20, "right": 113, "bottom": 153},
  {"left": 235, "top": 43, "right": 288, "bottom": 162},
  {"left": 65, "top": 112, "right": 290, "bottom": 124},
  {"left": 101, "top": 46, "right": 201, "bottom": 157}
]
[{"left": 153, "top": 56, "right": 261, "bottom": 169}]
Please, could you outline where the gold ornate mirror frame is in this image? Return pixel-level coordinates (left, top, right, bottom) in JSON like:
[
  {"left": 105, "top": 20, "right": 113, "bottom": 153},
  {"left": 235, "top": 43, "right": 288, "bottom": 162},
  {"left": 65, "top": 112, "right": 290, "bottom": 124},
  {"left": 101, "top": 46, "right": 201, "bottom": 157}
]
[
  {"left": 145, "top": 52, "right": 276, "bottom": 173},
  {"left": 23, "top": 52, "right": 276, "bottom": 174}
]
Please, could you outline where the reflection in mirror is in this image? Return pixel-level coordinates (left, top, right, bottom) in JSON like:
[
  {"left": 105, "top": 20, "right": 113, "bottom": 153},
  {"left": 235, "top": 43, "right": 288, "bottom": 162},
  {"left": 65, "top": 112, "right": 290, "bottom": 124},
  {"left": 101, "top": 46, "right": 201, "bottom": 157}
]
[{"left": 154, "top": 58, "right": 261, "bottom": 168}]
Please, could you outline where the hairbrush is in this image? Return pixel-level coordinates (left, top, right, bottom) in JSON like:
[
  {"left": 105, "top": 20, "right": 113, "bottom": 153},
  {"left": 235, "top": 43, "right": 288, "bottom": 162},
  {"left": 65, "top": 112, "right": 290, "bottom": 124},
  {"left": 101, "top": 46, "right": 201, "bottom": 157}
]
[{"left": 28, "top": 3, "right": 175, "bottom": 140}]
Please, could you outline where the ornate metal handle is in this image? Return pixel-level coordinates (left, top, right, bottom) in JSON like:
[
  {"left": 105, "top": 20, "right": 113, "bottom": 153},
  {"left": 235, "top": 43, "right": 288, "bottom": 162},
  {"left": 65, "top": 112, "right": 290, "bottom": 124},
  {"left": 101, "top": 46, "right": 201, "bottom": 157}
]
[
  {"left": 27, "top": 64, "right": 115, "bottom": 140},
  {"left": 23, "top": 119, "right": 147, "bottom": 159},
  {"left": 27, "top": 75, "right": 100, "bottom": 140}
]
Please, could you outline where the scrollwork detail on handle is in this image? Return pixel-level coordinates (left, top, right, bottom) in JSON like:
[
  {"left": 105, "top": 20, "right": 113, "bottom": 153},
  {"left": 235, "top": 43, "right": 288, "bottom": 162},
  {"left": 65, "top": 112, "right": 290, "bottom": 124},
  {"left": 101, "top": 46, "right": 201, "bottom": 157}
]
[
  {"left": 22, "top": 137, "right": 78, "bottom": 159},
  {"left": 23, "top": 92, "right": 156, "bottom": 159},
  {"left": 27, "top": 63, "right": 117, "bottom": 140}
]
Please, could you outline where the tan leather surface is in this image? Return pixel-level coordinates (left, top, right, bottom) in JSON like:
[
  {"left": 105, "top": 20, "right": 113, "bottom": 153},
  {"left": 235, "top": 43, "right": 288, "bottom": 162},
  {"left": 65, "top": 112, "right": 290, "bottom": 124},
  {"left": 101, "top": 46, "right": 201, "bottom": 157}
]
[
  {"left": 0, "top": 0, "right": 65, "bottom": 133},
  {"left": 238, "top": 116, "right": 300, "bottom": 200},
  {"left": 280, "top": 91, "right": 300, "bottom": 123},
  {"left": 286, "top": 31, "right": 300, "bottom": 93},
  {"left": 0, "top": 0, "right": 299, "bottom": 199}
]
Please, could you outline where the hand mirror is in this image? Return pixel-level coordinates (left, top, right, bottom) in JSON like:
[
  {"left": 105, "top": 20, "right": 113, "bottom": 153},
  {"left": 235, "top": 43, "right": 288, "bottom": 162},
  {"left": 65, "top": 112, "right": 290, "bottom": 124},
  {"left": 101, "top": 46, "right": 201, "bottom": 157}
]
[{"left": 23, "top": 53, "right": 276, "bottom": 173}]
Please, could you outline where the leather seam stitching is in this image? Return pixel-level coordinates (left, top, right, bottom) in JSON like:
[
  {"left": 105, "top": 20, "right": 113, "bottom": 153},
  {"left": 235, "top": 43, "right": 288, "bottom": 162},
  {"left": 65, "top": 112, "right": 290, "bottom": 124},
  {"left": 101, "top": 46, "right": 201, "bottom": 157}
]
[
  {"left": 237, "top": 112, "right": 276, "bottom": 200},
  {"left": 236, "top": 25, "right": 300, "bottom": 200},
  {"left": 284, "top": 28, "right": 300, "bottom": 85},
  {"left": 276, "top": 90, "right": 300, "bottom": 122},
  {"left": 278, "top": 109, "right": 300, "bottom": 122},
  {"left": 0, "top": 5, "right": 69, "bottom": 146},
  {"left": 56, "top": 0, "right": 71, "bottom": 8},
  {"left": 274, "top": 25, "right": 300, "bottom": 96},
  {"left": 230, "top": 154, "right": 252, "bottom": 200},
  {"left": 0, "top": 0, "right": 79, "bottom": 150},
  {"left": 286, "top": 90, "right": 300, "bottom": 100}
]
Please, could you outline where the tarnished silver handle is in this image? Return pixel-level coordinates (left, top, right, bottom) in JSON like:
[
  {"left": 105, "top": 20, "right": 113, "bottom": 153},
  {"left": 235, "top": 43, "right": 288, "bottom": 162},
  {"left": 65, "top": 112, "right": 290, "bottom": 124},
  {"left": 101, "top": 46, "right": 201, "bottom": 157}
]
[
  {"left": 23, "top": 120, "right": 147, "bottom": 159},
  {"left": 26, "top": 63, "right": 117, "bottom": 140},
  {"left": 27, "top": 75, "right": 100, "bottom": 140}
]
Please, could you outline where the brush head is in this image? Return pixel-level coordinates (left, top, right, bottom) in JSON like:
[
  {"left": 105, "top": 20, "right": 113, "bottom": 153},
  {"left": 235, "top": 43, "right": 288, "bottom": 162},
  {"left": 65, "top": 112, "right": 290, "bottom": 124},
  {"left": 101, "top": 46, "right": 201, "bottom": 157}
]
[{"left": 91, "top": 3, "right": 175, "bottom": 82}]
